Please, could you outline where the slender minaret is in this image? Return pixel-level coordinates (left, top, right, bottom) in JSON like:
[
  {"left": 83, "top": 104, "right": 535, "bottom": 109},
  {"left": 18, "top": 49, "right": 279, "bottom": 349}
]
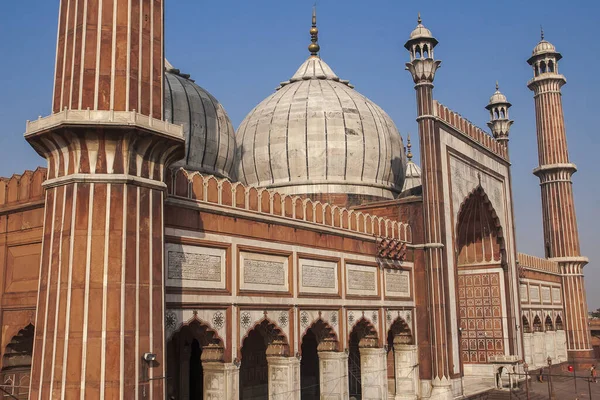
[
  {"left": 527, "top": 30, "right": 593, "bottom": 363},
  {"left": 486, "top": 82, "right": 513, "bottom": 145},
  {"left": 25, "top": 1, "right": 184, "bottom": 398},
  {"left": 405, "top": 15, "right": 453, "bottom": 399}
]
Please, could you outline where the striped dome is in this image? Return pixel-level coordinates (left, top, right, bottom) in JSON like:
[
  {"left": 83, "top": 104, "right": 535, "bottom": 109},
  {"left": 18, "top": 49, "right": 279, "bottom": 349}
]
[
  {"left": 164, "top": 62, "right": 236, "bottom": 179},
  {"left": 236, "top": 56, "right": 406, "bottom": 200}
]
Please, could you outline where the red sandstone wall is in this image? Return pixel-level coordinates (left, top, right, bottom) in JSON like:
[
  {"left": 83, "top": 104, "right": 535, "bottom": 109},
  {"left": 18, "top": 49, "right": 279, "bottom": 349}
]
[{"left": 0, "top": 169, "right": 46, "bottom": 366}]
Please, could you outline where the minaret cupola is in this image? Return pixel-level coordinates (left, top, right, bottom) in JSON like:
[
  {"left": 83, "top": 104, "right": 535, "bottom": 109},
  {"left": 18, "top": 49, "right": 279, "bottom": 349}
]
[
  {"left": 527, "top": 28, "right": 565, "bottom": 88},
  {"left": 485, "top": 82, "right": 513, "bottom": 144},
  {"left": 404, "top": 13, "right": 441, "bottom": 84}
]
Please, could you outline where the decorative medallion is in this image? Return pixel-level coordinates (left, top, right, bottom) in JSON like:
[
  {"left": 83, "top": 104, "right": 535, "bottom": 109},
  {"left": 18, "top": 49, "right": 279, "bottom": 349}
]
[
  {"left": 165, "top": 310, "right": 177, "bottom": 331},
  {"left": 212, "top": 311, "right": 225, "bottom": 330},
  {"left": 330, "top": 312, "right": 338, "bottom": 327},
  {"left": 300, "top": 311, "right": 309, "bottom": 328},
  {"left": 348, "top": 311, "right": 355, "bottom": 325},
  {"left": 240, "top": 312, "right": 252, "bottom": 330},
  {"left": 372, "top": 311, "right": 378, "bottom": 325},
  {"left": 386, "top": 311, "right": 392, "bottom": 324},
  {"left": 406, "top": 311, "right": 411, "bottom": 324},
  {"left": 278, "top": 312, "right": 289, "bottom": 328}
]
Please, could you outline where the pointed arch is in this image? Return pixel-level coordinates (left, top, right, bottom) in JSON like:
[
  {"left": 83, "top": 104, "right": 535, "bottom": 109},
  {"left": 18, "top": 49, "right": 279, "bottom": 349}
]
[
  {"left": 545, "top": 315, "right": 554, "bottom": 331},
  {"left": 522, "top": 315, "right": 531, "bottom": 333},
  {"left": 555, "top": 314, "right": 564, "bottom": 330},
  {"left": 533, "top": 315, "right": 543, "bottom": 332},
  {"left": 1, "top": 324, "right": 34, "bottom": 371},
  {"left": 456, "top": 185, "right": 506, "bottom": 267},
  {"left": 300, "top": 319, "right": 339, "bottom": 351}
]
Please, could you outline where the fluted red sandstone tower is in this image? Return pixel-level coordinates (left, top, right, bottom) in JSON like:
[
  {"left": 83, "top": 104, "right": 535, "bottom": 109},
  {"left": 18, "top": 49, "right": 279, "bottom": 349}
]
[
  {"left": 527, "top": 32, "right": 593, "bottom": 362},
  {"left": 25, "top": 1, "right": 184, "bottom": 398},
  {"left": 405, "top": 16, "right": 454, "bottom": 399}
]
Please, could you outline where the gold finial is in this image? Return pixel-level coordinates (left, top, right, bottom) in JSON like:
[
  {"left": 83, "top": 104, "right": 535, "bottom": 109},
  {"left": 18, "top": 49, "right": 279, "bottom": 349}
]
[
  {"left": 308, "top": 6, "right": 320, "bottom": 56},
  {"left": 496, "top": 81, "right": 499, "bottom": 91},
  {"left": 407, "top": 133, "right": 413, "bottom": 160},
  {"left": 540, "top": 25, "right": 544, "bottom": 40},
  {"left": 417, "top": 12, "right": 422, "bottom": 25}
]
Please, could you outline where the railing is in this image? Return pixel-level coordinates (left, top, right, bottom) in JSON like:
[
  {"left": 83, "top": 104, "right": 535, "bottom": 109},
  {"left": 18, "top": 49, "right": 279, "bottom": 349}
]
[{"left": 502, "top": 370, "right": 598, "bottom": 399}]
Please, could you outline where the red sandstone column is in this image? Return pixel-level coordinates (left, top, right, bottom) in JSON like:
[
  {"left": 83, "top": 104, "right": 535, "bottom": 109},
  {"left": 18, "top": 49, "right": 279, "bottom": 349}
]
[
  {"left": 26, "top": 1, "right": 184, "bottom": 398},
  {"left": 527, "top": 39, "right": 593, "bottom": 363},
  {"left": 405, "top": 18, "right": 454, "bottom": 398}
]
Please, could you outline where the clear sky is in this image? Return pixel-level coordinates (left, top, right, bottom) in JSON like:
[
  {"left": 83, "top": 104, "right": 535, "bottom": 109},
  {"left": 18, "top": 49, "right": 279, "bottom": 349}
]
[{"left": 1, "top": 1, "right": 598, "bottom": 309}]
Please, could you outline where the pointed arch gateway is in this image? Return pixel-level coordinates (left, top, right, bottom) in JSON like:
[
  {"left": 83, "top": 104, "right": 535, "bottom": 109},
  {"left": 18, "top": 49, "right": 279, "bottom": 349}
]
[
  {"left": 300, "top": 319, "right": 339, "bottom": 399},
  {"left": 456, "top": 186, "right": 508, "bottom": 364},
  {"left": 1, "top": 324, "right": 34, "bottom": 399},
  {"left": 240, "top": 319, "right": 289, "bottom": 400},
  {"left": 166, "top": 318, "right": 224, "bottom": 400}
]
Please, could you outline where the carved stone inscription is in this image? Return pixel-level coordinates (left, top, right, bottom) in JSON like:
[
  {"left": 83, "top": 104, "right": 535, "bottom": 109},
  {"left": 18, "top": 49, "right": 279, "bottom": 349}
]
[
  {"left": 541, "top": 286, "right": 551, "bottom": 303},
  {"left": 244, "top": 259, "right": 285, "bottom": 286},
  {"left": 302, "top": 265, "right": 336, "bottom": 289},
  {"left": 552, "top": 287, "right": 561, "bottom": 304},
  {"left": 386, "top": 271, "right": 409, "bottom": 296},
  {"left": 168, "top": 251, "right": 221, "bottom": 281},
  {"left": 348, "top": 270, "right": 376, "bottom": 291},
  {"left": 529, "top": 286, "right": 540, "bottom": 302}
]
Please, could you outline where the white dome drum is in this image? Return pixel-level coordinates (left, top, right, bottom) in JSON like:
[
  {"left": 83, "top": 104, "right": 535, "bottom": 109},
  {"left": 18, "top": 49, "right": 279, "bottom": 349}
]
[{"left": 236, "top": 55, "right": 406, "bottom": 204}]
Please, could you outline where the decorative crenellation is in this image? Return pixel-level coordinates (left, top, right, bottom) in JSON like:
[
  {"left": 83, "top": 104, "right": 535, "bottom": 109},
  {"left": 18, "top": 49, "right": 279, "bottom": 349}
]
[
  {"left": 517, "top": 253, "right": 559, "bottom": 274},
  {"left": 167, "top": 168, "right": 412, "bottom": 243},
  {"left": 0, "top": 167, "right": 47, "bottom": 208},
  {"left": 434, "top": 101, "right": 508, "bottom": 160}
]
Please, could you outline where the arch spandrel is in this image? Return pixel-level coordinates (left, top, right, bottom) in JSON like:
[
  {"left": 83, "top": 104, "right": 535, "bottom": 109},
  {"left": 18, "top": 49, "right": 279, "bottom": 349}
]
[
  {"left": 165, "top": 309, "right": 227, "bottom": 349},
  {"left": 299, "top": 310, "right": 341, "bottom": 344},
  {"left": 238, "top": 310, "right": 291, "bottom": 354}
]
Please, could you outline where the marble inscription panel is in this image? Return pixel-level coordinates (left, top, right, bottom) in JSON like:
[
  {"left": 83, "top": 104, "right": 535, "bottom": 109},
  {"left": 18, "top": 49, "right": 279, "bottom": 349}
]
[
  {"left": 299, "top": 258, "right": 339, "bottom": 295},
  {"left": 385, "top": 269, "right": 410, "bottom": 297},
  {"left": 541, "top": 286, "right": 551, "bottom": 303},
  {"left": 529, "top": 286, "right": 540, "bottom": 302},
  {"left": 240, "top": 252, "right": 289, "bottom": 292},
  {"left": 168, "top": 252, "right": 221, "bottom": 281},
  {"left": 346, "top": 264, "right": 378, "bottom": 296},
  {"left": 165, "top": 243, "right": 226, "bottom": 290},
  {"left": 552, "top": 287, "right": 561, "bottom": 304},
  {"left": 244, "top": 259, "right": 285, "bottom": 286},
  {"left": 520, "top": 284, "right": 528, "bottom": 302}
]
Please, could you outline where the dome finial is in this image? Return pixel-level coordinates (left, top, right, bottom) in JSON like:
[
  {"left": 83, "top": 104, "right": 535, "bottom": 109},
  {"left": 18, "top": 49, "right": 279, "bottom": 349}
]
[
  {"left": 308, "top": 6, "right": 320, "bottom": 56},
  {"left": 417, "top": 12, "right": 422, "bottom": 25},
  {"left": 496, "top": 81, "right": 499, "bottom": 91},
  {"left": 407, "top": 133, "right": 413, "bottom": 160},
  {"left": 540, "top": 25, "right": 544, "bottom": 40}
]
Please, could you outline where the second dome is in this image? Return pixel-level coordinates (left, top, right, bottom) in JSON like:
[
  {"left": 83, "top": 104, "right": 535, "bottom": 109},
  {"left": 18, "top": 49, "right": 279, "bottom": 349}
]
[{"left": 236, "top": 56, "right": 406, "bottom": 205}]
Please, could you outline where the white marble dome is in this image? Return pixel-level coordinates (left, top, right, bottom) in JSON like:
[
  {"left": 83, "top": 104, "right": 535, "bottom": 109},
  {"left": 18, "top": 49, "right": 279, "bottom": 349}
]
[
  {"left": 236, "top": 56, "right": 406, "bottom": 200},
  {"left": 164, "top": 61, "right": 236, "bottom": 179}
]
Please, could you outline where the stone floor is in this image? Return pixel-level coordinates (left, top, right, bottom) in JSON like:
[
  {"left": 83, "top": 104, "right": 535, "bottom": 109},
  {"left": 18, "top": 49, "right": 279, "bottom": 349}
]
[{"left": 525, "top": 374, "right": 600, "bottom": 399}]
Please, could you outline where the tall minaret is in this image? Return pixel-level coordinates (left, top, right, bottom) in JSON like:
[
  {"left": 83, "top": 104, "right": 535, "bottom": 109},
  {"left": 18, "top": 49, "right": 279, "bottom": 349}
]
[
  {"left": 527, "top": 30, "right": 593, "bottom": 362},
  {"left": 405, "top": 15, "right": 453, "bottom": 399},
  {"left": 25, "top": 1, "right": 184, "bottom": 399},
  {"left": 486, "top": 82, "right": 513, "bottom": 145}
]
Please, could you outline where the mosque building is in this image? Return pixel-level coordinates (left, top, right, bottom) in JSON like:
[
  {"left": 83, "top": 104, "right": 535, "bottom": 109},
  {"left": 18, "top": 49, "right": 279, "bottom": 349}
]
[{"left": 0, "top": 1, "right": 594, "bottom": 399}]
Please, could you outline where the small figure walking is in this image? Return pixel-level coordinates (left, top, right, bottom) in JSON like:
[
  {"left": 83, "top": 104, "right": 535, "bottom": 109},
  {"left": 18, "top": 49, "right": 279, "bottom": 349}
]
[
  {"left": 538, "top": 368, "right": 544, "bottom": 383},
  {"left": 592, "top": 365, "right": 598, "bottom": 383}
]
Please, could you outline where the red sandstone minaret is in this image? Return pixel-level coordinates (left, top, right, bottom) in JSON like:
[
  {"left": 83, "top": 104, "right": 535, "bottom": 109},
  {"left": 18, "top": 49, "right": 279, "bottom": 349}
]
[
  {"left": 405, "top": 14, "right": 454, "bottom": 398},
  {"left": 527, "top": 30, "right": 593, "bottom": 363},
  {"left": 25, "top": 1, "right": 184, "bottom": 398}
]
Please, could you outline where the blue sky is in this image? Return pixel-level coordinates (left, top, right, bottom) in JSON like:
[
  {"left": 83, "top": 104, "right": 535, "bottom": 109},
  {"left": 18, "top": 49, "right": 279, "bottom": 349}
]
[{"left": 1, "top": 1, "right": 598, "bottom": 309}]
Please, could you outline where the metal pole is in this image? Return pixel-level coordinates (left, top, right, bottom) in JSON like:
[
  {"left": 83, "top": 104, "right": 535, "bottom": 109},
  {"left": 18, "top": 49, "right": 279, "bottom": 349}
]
[
  {"left": 589, "top": 376, "right": 592, "bottom": 400},
  {"left": 524, "top": 363, "right": 530, "bottom": 400},
  {"left": 509, "top": 372, "right": 512, "bottom": 400},
  {"left": 573, "top": 365, "right": 578, "bottom": 400}
]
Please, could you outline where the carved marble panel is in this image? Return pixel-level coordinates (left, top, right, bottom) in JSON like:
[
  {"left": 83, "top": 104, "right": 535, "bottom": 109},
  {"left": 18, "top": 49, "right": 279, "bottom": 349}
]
[
  {"left": 299, "top": 258, "right": 339, "bottom": 295},
  {"left": 529, "top": 286, "right": 540, "bottom": 303},
  {"left": 239, "top": 252, "right": 289, "bottom": 293},
  {"left": 345, "top": 264, "right": 378, "bottom": 296},
  {"left": 520, "top": 284, "right": 528, "bottom": 302},
  {"left": 552, "top": 287, "right": 561, "bottom": 304},
  {"left": 384, "top": 269, "right": 410, "bottom": 297},
  {"left": 165, "top": 243, "right": 226, "bottom": 290},
  {"left": 541, "top": 286, "right": 551, "bottom": 303}
]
